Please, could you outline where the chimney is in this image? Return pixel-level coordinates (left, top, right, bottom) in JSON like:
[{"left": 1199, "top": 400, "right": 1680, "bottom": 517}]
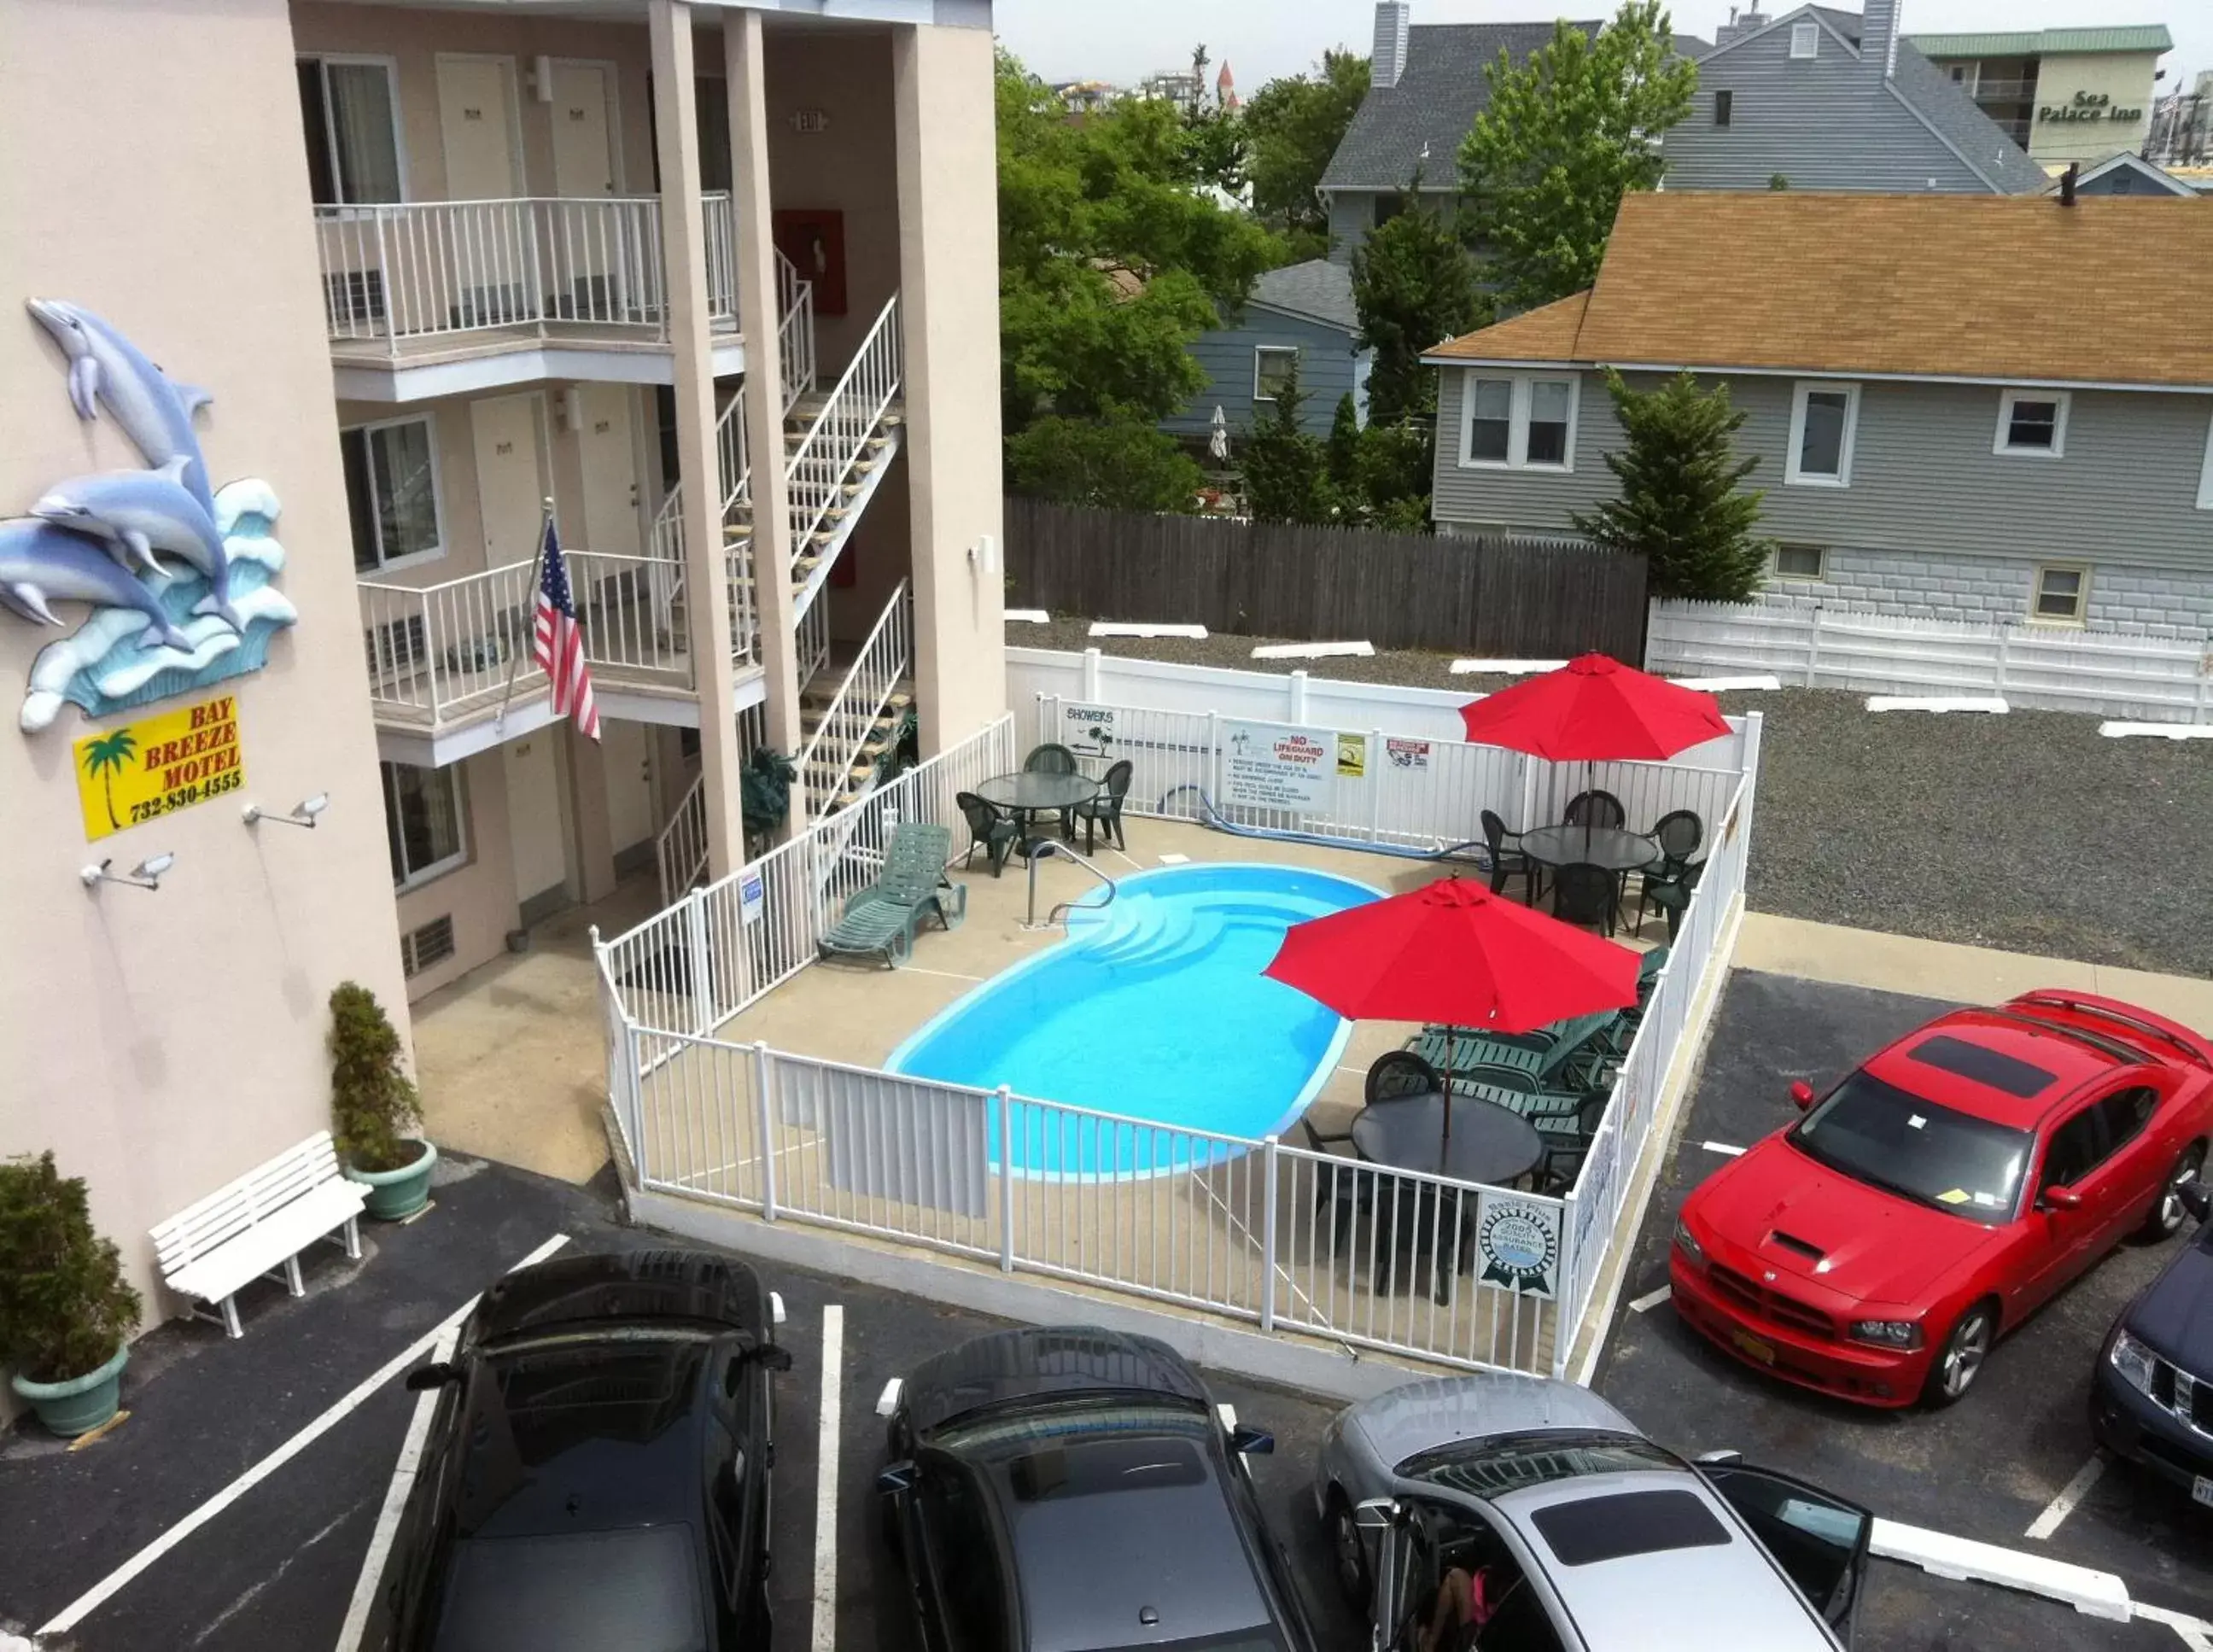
[
  {"left": 1714, "top": 7, "right": 1770, "bottom": 47},
  {"left": 1861, "top": 0, "right": 1901, "bottom": 81},
  {"left": 2059, "top": 161, "right": 2079, "bottom": 206},
  {"left": 1373, "top": 2, "right": 1412, "bottom": 90}
]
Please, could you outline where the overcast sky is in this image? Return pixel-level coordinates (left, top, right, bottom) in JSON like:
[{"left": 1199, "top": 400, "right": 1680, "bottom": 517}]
[{"left": 995, "top": 1, "right": 2205, "bottom": 96}]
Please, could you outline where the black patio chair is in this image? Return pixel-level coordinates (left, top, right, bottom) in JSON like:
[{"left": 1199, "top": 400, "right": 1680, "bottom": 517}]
[
  {"left": 1480, "top": 808, "right": 1536, "bottom": 903},
  {"left": 1642, "top": 859, "right": 1707, "bottom": 943},
  {"left": 1549, "top": 861, "right": 1618, "bottom": 936},
  {"left": 1072, "top": 758, "right": 1132, "bottom": 853},
  {"left": 1562, "top": 789, "right": 1626, "bottom": 830},
  {"left": 956, "top": 791, "right": 1019, "bottom": 878},
  {"left": 1633, "top": 808, "right": 1705, "bottom": 936},
  {"left": 1365, "top": 1049, "right": 1441, "bottom": 1107},
  {"left": 1023, "top": 743, "right": 1078, "bottom": 773},
  {"left": 1534, "top": 1094, "right": 1613, "bottom": 1194}
]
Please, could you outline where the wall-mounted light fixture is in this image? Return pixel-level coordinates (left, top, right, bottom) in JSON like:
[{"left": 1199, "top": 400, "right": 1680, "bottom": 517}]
[
  {"left": 968, "top": 534, "right": 999, "bottom": 575},
  {"left": 80, "top": 852, "right": 176, "bottom": 891},
  {"left": 530, "top": 54, "right": 555, "bottom": 102},
  {"left": 243, "top": 793, "right": 330, "bottom": 830}
]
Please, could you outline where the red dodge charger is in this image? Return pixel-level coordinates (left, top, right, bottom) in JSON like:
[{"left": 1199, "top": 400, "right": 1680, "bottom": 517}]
[{"left": 1671, "top": 991, "right": 2213, "bottom": 1409}]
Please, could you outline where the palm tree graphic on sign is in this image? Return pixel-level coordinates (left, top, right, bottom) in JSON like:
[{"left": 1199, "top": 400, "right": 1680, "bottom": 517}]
[{"left": 81, "top": 730, "right": 138, "bottom": 832}]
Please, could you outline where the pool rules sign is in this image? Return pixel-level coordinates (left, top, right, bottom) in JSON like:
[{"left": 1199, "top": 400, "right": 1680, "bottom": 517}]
[{"left": 74, "top": 693, "right": 246, "bottom": 842}]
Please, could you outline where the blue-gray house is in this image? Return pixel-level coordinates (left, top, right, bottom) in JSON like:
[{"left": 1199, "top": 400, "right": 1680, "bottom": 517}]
[{"left": 1160, "top": 259, "right": 1371, "bottom": 441}]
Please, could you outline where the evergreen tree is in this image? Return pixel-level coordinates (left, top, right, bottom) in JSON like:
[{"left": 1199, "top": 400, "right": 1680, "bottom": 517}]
[
  {"left": 1349, "top": 180, "right": 1486, "bottom": 424},
  {"left": 1006, "top": 414, "right": 1206, "bottom": 512},
  {"left": 1239, "top": 362, "right": 1339, "bottom": 524},
  {"left": 1571, "top": 370, "right": 1773, "bottom": 600},
  {"left": 1244, "top": 51, "right": 1371, "bottom": 259}
]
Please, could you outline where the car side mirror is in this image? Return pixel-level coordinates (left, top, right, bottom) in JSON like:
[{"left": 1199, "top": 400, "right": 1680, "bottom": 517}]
[
  {"left": 1789, "top": 1080, "right": 1815, "bottom": 1111},
  {"left": 1694, "top": 1448, "right": 1744, "bottom": 1466},
  {"left": 2179, "top": 1181, "right": 2211, "bottom": 1225},
  {"left": 1229, "top": 1424, "right": 1276, "bottom": 1456},
  {"left": 876, "top": 1459, "right": 919, "bottom": 1496},
  {"left": 1353, "top": 1496, "right": 1400, "bottom": 1532},
  {"left": 2042, "top": 1184, "right": 2083, "bottom": 1211},
  {"left": 405, "top": 1361, "right": 461, "bottom": 1392},
  {"left": 749, "top": 1344, "right": 795, "bottom": 1372}
]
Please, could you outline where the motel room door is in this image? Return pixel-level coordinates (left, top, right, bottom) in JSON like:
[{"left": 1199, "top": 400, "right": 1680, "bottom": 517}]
[
  {"left": 469, "top": 394, "right": 547, "bottom": 572},
  {"left": 548, "top": 61, "right": 628, "bottom": 316},
  {"left": 435, "top": 56, "right": 523, "bottom": 199}
]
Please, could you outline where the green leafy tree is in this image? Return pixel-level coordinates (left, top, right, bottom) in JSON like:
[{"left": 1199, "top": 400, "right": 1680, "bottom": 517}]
[
  {"left": 1007, "top": 414, "right": 1206, "bottom": 511},
  {"left": 1570, "top": 369, "right": 1773, "bottom": 600},
  {"left": 1244, "top": 51, "right": 1371, "bottom": 256},
  {"left": 1323, "top": 394, "right": 1436, "bottom": 531},
  {"left": 1350, "top": 182, "right": 1486, "bottom": 424},
  {"left": 1457, "top": 2, "right": 1696, "bottom": 311},
  {"left": 1238, "top": 361, "right": 1339, "bottom": 524},
  {"left": 79, "top": 729, "right": 138, "bottom": 832}
]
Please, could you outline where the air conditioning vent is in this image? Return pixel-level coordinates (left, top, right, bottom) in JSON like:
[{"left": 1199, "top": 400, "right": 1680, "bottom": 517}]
[
  {"left": 365, "top": 615, "right": 429, "bottom": 682},
  {"left": 401, "top": 914, "right": 455, "bottom": 978},
  {"left": 325, "top": 268, "right": 387, "bottom": 325}
]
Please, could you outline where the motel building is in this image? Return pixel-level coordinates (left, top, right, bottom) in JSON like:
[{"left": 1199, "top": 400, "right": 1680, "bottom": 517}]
[
  {"left": 1906, "top": 25, "right": 2175, "bottom": 172},
  {"left": 0, "top": 0, "right": 1002, "bottom": 1386}
]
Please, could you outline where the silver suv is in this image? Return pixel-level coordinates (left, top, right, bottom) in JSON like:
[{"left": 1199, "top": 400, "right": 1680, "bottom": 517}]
[{"left": 1316, "top": 1373, "right": 1871, "bottom": 1651}]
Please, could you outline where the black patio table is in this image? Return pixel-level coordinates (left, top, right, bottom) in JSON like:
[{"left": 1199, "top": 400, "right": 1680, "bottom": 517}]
[
  {"left": 976, "top": 770, "right": 1101, "bottom": 849},
  {"left": 1517, "top": 823, "right": 1660, "bottom": 876},
  {"left": 1351, "top": 1090, "right": 1544, "bottom": 1188}
]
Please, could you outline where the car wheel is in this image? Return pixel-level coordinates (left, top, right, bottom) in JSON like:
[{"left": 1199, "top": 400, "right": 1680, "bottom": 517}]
[
  {"left": 1921, "top": 1301, "right": 1997, "bottom": 1409},
  {"left": 1328, "top": 1490, "right": 1371, "bottom": 1612},
  {"left": 2137, "top": 1143, "right": 2206, "bottom": 1241}
]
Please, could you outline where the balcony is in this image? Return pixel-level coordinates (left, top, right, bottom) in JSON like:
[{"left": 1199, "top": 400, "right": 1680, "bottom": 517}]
[
  {"left": 317, "top": 194, "right": 744, "bottom": 400},
  {"left": 1965, "top": 78, "right": 2037, "bottom": 104}
]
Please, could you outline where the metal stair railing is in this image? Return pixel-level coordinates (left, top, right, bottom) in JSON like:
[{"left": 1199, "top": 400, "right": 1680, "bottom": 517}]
[
  {"left": 791, "top": 578, "right": 913, "bottom": 815},
  {"left": 654, "top": 771, "right": 709, "bottom": 906},
  {"left": 785, "top": 292, "right": 902, "bottom": 626}
]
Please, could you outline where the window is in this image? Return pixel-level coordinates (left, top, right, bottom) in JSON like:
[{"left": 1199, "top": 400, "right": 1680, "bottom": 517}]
[
  {"left": 1785, "top": 381, "right": 1859, "bottom": 487},
  {"left": 1790, "top": 1071, "right": 2033, "bottom": 1223},
  {"left": 2031, "top": 563, "right": 2088, "bottom": 624},
  {"left": 1252, "top": 346, "right": 1299, "bottom": 403},
  {"left": 2039, "top": 1106, "right": 2110, "bottom": 1193},
  {"left": 2197, "top": 412, "right": 2213, "bottom": 511},
  {"left": 2094, "top": 1087, "right": 2160, "bottom": 1158},
  {"left": 383, "top": 760, "right": 467, "bottom": 887},
  {"left": 1458, "top": 373, "right": 1578, "bottom": 471},
  {"left": 1790, "top": 21, "right": 1819, "bottom": 58},
  {"left": 1375, "top": 193, "right": 1404, "bottom": 229},
  {"left": 1994, "top": 389, "right": 2068, "bottom": 457},
  {"left": 1714, "top": 89, "right": 1734, "bottom": 126},
  {"left": 342, "top": 417, "right": 443, "bottom": 572},
  {"left": 296, "top": 57, "right": 403, "bottom": 205},
  {"left": 1771, "top": 544, "right": 1826, "bottom": 582}
]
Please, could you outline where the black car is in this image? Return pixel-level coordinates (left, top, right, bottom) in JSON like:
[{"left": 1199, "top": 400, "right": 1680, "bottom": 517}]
[
  {"left": 385, "top": 1249, "right": 792, "bottom": 1650},
  {"left": 876, "top": 1326, "right": 1320, "bottom": 1652},
  {"left": 2092, "top": 1181, "right": 2213, "bottom": 1507}
]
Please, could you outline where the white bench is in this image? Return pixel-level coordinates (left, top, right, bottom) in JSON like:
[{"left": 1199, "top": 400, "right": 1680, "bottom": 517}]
[{"left": 150, "top": 1132, "right": 369, "bottom": 1338}]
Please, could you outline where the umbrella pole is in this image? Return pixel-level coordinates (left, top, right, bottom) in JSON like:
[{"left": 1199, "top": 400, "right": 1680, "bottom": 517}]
[{"left": 1441, "top": 1028, "right": 1454, "bottom": 1148}]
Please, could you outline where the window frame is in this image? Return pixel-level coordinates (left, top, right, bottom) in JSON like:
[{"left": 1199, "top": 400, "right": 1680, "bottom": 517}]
[
  {"left": 382, "top": 760, "right": 470, "bottom": 890},
  {"left": 2036, "top": 1101, "right": 2114, "bottom": 1195},
  {"left": 342, "top": 413, "right": 447, "bottom": 574},
  {"left": 1784, "top": 380, "right": 1860, "bottom": 488},
  {"left": 1714, "top": 88, "right": 1734, "bottom": 127},
  {"left": 1770, "top": 543, "right": 1827, "bottom": 583},
  {"left": 1789, "top": 21, "right": 1819, "bottom": 59},
  {"left": 1457, "top": 371, "right": 1580, "bottom": 473},
  {"left": 2197, "top": 411, "right": 2213, "bottom": 511},
  {"left": 2029, "top": 562, "right": 2090, "bottom": 627},
  {"left": 1993, "top": 388, "right": 2070, "bottom": 458},
  {"left": 297, "top": 53, "right": 407, "bottom": 207},
  {"left": 1252, "top": 345, "right": 1300, "bottom": 404}
]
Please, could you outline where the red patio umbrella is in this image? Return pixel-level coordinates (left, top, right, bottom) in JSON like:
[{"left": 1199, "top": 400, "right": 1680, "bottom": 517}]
[
  {"left": 1457, "top": 652, "right": 1730, "bottom": 761},
  {"left": 1264, "top": 878, "right": 1638, "bottom": 1142}
]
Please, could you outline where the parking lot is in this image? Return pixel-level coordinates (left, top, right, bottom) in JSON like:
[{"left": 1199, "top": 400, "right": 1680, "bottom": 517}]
[{"left": 5, "top": 971, "right": 2210, "bottom": 1652}]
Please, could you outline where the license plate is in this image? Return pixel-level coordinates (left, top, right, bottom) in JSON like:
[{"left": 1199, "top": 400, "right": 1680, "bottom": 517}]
[
  {"left": 1732, "top": 1330, "right": 1777, "bottom": 1365},
  {"left": 2194, "top": 1477, "right": 2213, "bottom": 1510}
]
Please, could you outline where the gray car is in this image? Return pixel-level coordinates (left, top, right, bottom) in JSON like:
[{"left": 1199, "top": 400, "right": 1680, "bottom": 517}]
[{"left": 1314, "top": 1373, "right": 1872, "bottom": 1651}]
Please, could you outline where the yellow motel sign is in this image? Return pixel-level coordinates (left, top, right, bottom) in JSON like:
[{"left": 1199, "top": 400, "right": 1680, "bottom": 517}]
[{"left": 75, "top": 694, "right": 246, "bottom": 843}]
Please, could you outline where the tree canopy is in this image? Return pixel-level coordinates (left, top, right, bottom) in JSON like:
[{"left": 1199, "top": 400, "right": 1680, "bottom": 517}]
[
  {"left": 1457, "top": 1, "right": 1696, "bottom": 312},
  {"left": 1243, "top": 51, "right": 1370, "bottom": 260},
  {"left": 1349, "top": 182, "right": 1487, "bottom": 424}
]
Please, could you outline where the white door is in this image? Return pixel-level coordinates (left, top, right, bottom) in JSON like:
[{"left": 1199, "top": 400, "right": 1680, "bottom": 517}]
[
  {"left": 435, "top": 56, "right": 521, "bottom": 199},
  {"left": 602, "top": 719, "right": 656, "bottom": 854},
  {"left": 503, "top": 733, "right": 569, "bottom": 907},
  {"left": 549, "top": 62, "right": 618, "bottom": 196},
  {"left": 469, "top": 394, "right": 545, "bottom": 568},
  {"left": 574, "top": 384, "right": 642, "bottom": 556}
]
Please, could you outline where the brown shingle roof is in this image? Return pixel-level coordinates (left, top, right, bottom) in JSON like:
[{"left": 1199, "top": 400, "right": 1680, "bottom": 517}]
[{"left": 1428, "top": 192, "right": 2213, "bottom": 388}]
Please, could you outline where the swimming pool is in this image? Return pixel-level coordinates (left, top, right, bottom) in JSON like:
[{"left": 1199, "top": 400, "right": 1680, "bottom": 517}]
[{"left": 885, "top": 862, "right": 1379, "bottom": 1175}]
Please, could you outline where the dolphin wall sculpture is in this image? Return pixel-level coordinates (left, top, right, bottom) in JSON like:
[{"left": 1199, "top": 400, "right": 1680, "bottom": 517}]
[
  {"left": 31, "top": 458, "right": 241, "bottom": 631},
  {"left": 0, "top": 518, "right": 194, "bottom": 653},
  {"left": 26, "top": 299, "right": 216, "bottom": 517}
]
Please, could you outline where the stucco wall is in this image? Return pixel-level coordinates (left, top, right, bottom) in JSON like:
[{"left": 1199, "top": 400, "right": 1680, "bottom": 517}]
[
  {"left": 2028, "top": 51, "right": 2162, "bottom": 166},
  {"left": 0, "top": 0, "right": 417, "bottom": 1343},
  {"left": 393, "top": 747, "right": 518, "bottom": 999}
]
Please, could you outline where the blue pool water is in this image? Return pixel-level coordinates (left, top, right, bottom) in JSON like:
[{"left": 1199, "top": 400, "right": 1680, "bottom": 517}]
[{"left": 885, "top": 863, "right": 1379, "bottom": 1175}]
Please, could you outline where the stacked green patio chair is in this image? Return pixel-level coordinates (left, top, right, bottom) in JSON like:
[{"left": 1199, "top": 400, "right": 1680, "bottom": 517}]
[
  {"left": 1408, "top": 1008, "right": 1623, "bottom": 1094},
  {"left": 817, "top": 822, "right": 966, "bottom": 968}
]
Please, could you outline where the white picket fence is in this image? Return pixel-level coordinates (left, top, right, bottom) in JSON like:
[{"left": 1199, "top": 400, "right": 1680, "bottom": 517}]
[{"left": 1650, "top": 600, "right": 2213, "bottom": 723}]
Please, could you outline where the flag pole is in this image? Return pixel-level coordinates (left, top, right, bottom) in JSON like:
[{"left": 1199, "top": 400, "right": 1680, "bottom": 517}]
[{"left": 493, "top": 496, "right": 556, "bottom": 735}]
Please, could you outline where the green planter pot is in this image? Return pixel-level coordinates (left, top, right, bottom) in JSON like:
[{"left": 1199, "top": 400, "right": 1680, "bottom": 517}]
[
  {"left": 345, "top": 1139, "right": 438, "bottom": 1220},
  {"left": 12, "top": 1345, "right": 128, "bottom": 1438}
]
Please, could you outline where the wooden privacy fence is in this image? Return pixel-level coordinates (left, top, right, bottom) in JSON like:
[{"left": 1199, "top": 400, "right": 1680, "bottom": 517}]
[{"left": 1003, "top": 496, "right": 1649, "bottom": 660}]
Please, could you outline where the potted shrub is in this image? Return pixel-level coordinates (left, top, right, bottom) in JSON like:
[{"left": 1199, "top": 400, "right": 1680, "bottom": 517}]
[
  {"left": 0, "top": 1153, "right": 143, "bottom": 1437},
  {"left": 330, "top": 981, "right": 437, "bottom": 1220}
]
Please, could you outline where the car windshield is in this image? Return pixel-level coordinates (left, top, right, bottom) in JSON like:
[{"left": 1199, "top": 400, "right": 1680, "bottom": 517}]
[
  {"left": 1398, "top": 1430, "right": 1678, "bottom": 1496},
  {"left": 432, "top": 1525, "right": 705, "bottom": 1652},
  {"left": 937, "top": 1397, "right": 1210, "bottom": 1456},
  {"left": 1790, "top": 1071, "right": 2031, "bottom": 1223}
]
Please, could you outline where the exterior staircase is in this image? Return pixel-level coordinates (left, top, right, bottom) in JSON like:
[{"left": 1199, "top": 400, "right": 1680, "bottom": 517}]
[{"left": 792, "top": 579, "right": 914, "bottom": 815}]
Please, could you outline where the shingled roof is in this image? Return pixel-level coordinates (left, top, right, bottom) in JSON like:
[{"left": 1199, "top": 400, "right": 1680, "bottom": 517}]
[
  {"left": 1247, "top": 259, "right": 1360, "bottom": 332},
  {"left": 1424, "top": 192, "right": 2213, "bottom": 388}
]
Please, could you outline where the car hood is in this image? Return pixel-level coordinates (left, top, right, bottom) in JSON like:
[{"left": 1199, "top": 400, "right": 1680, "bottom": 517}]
[
  {"left": 1689, "top": 1139, "right": 2004, "bottom": 1306},
  {"left": 1345, "top": 1373, "right": 1637, "bottom": 1472},
  {"left": 2128, "top": 1235, "right": 2213, "bottom": 1374},
  {"left": 902, "top": 1326, "right": 1208, "bottom": 1439}
]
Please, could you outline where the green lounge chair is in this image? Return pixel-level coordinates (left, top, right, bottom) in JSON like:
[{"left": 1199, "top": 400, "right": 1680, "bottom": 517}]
[
  {"left": 1410, "top": 1010, "right": 1621, "bottom": 1091},
  {"left": 818, "top": 822, "right": 966, "bottom": 968}
]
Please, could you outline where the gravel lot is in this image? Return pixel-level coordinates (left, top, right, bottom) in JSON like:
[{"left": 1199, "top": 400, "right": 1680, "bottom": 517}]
[{"left": 1017, "top": 618, "right": 2213, "bottom": 978}]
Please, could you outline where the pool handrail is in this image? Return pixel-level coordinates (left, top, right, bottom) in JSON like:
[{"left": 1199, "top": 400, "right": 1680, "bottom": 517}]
[{"left": 1024, "top": 838, "right": 1118, "bottom": 929}]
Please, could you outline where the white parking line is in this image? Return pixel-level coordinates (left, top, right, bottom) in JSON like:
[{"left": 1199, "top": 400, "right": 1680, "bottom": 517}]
[
  {"left": 336, "top": 1322, "right": 459, "bottom": 1650},
  {"left": 1627, "top": 1285, "right": 1673, "bottom": 1314},
  {"left": 2024, "top": 1451, "right": 2109, "bottom": 1541},
  {"left": 38, "top": 1231, "right": 571, "bottom": 1641},
  {"left": 813, "top": 1304, "right": 844, "bottom": 1652},
  {"left": 2136, "top": 1602, "right": 2213, "bottom": 1652},
  {"left": 1699, "top": 1141, "right": 1746, "bottom": 1157}
]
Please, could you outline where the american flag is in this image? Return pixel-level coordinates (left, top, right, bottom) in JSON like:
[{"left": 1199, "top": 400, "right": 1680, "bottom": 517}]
[{"left": 533, "top": 517, "right": 599, "bottom": 740}]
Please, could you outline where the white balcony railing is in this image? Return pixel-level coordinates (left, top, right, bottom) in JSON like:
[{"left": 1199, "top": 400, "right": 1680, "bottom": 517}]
[
  {"left": 785, "top": 293, "right": 902, "bottom": 619},
  {"left": 359, "top": 544, "right": 688, "bottom": 725},
  {"left": 316, "top": 194, "right": 738, "bottom": 352}
]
